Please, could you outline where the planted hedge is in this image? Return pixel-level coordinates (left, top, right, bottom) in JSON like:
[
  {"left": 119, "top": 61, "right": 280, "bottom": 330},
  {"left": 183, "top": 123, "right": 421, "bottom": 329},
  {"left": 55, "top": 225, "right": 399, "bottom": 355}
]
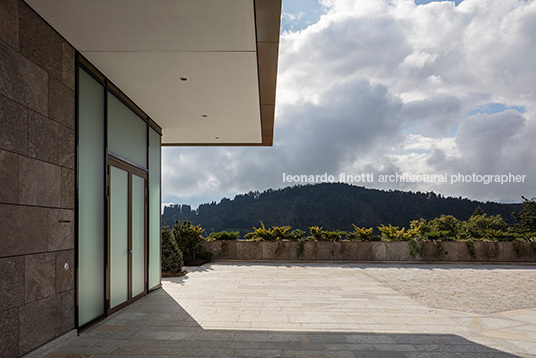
[{"left": 165, "top": 199, "right": 536, "bottom": 264}]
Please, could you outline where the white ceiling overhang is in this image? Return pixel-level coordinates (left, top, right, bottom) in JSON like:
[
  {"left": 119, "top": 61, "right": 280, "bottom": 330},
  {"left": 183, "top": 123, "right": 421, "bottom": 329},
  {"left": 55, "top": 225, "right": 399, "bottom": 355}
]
[{"left": 25, "top": 0, "right": 281, "bottom": 146}]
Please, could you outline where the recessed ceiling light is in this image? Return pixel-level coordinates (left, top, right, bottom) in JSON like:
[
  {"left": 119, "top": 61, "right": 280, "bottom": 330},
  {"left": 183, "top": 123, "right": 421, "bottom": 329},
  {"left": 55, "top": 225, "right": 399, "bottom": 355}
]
[
  {"left": 215, "top": 136, "right": 220, "bottom": 139},
  {"left": 179, "top": 77, "right": 188, "bottom": 81},
  {"left": 202, "top": 114, "right": 208, "bottom": 118}
]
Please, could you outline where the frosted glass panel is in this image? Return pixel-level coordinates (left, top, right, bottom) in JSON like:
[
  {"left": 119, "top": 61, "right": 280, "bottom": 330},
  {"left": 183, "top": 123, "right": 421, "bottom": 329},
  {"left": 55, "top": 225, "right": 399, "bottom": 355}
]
[
  {"left": 78, "top": 68, "right": 105, "bottom": 326},
  {"left": 148, "top": 128, "right": 161, "bottom": 289},
  {"left": 132, "top": 174, "right": 145, "bottom": 297},
  {"left": 107, "top": 93, "right": 147, "bottom": 168},
  {"left": 110, "top": 166, "right": 129, "bottom": 308}
]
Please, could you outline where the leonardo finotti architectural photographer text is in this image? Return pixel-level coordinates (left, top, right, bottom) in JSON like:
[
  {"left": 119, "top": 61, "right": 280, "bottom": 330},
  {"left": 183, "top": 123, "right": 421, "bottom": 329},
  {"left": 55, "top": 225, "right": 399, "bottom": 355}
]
[{"left": 282, "top": 173, "right": 527, "bottom": 185}]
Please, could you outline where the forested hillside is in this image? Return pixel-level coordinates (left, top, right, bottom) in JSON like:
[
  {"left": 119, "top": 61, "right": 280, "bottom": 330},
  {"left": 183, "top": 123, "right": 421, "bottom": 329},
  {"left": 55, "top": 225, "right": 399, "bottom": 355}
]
[{"left": 162, "top": 183, "right": 522, "bottom": 235}]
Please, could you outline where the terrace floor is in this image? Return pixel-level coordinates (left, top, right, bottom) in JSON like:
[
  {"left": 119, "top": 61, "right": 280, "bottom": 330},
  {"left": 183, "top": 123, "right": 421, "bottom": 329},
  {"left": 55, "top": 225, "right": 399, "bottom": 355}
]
[{"left": 40, "top": 262, "right": 536, "bottom": 358}]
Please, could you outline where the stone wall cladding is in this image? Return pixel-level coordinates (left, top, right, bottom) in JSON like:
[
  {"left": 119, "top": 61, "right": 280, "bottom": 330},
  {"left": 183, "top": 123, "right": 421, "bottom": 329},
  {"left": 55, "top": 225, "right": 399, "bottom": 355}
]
[
  {"left": 202, "top": 241, "right": 536, "bottom": 263},
  {"left": 0, "top": 1, "right": 76, "bottom": 356}
]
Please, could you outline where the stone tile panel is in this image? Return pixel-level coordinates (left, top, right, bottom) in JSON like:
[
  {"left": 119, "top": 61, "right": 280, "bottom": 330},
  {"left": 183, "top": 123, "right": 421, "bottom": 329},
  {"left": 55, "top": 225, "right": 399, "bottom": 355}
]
[
  {"left": 19, "top": 2, "right": 62, "bottom": 79},
  {"left": 301, "top": 242, "right": 317, "bottom": 260},
  {"left": 0, "top": 95, "right": 28, "bottom": 154},
  {"left": 371, "top": 242, "right": 386, "bottom": 261},
  {"left": 385, "top": 242, "right": 410, "bottom": 261},
  {"left": 339, "top": 242, "right": 358, "bottom": 261},
  {"left": 49, "top": 76, "right": 75, "bottom": 129},
  {"left": 61, "top": 289, "right": 74, "bottom": 334},
  {"left": 19, "top": 156, "right": 61, "bottom": 207},
  {"left": 0, "top": 256, "right": 24, "bottom": 312},
  {"left": 0, "top": 307, "right": 18, "bottom": 357},
  {"left": 0, "top": 204, "right": 47, "bottom": 257},
  {"left": 356, "top": 242, "right": 374, "bottom": 261},
  {"left": 55, "top": 250, "right": 74, "bottom": 293},
  {"left": 61, "top": 42, "right": 75, "bottom": 90},
  {"left": 316, "top": 241, "right": 331, "bottom": 260},
  {"left": 48, "top": 209, "right": 74, "bottom": 251},
  {"left": 28, "top": 110, "right": 59, "bottom": 163},
  {"left": 25, "top": 252, "right": 55, "bottom": 303},
  {"left": 61, "top": 167, "right": 74, "bottom": 209},
  {"left": 19, "top": 295, "right": 61, "bottom": 355},
  {"left": 0, "top": 40, "right": 48, "bottom": 115},
  {"left": 0, "top": 0, "right": 19, "bottom": 50},
  {"left": 58, "top": 125, "right": 74, "bottom": 168},
  {"left": 0, "top": 150, "right": 19, "bottom": 204}
]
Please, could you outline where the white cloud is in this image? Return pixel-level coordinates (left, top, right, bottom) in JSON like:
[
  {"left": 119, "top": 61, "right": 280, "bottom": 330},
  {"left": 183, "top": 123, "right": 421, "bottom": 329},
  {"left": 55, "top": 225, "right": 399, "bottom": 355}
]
[
  {"left": 163, "top": 0, "right": 536, "bottom": 207},
  {"left": 400, "top": 51, "right": 439, "bottom": 70}
]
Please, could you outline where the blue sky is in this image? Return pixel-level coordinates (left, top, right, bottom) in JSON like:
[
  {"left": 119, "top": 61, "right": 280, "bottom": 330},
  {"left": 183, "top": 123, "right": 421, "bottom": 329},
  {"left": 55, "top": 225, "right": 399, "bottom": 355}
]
[
  {"left": 162, "top": 0, "right": 536, "bottom": 208},
  {"left": 280, "top": 0, "right": 467, "bottom": 32},
  {"left": 466, "top": 103, "right": 527, "bottom": 117},
  {"left": 281, "top": 0, "right": 325, "bottom": 32}
]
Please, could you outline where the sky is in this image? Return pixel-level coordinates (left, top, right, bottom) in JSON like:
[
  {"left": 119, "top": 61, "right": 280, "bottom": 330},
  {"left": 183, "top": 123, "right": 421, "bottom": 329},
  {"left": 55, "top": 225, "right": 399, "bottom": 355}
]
[{"left": 162, "top": 0, "right": 536, "bottom": 209}]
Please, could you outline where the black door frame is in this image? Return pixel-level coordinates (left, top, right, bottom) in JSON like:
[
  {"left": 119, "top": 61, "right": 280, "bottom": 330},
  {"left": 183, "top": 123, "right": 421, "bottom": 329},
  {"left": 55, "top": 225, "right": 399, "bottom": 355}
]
[{"left": 107, "top": 155, "right": 148, "bottom": 315}]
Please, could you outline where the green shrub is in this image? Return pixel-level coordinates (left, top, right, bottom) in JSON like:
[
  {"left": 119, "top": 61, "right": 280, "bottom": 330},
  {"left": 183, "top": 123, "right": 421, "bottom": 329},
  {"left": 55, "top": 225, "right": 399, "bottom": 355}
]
[
  {"left": 378, "top": 224, "right": 412, "bottom": 241},
  {"left": 172, "top": 220, "right": 210, "bottom": 265},
  {"left": 208, "top": 231, "right": 239, "bottom": 241},
  {"left": 348, "top": 225, "right": 374, "bottom": 241},
  {"left": 409, "top": 218, "right": 430, "bottom": 238},
  {"left": 324, "top": 230, "right": 347, "bottom": 241},
  {"left": 161, "top": 228, "right": 183, "bottom": 275},
  {"left": 428, "top": 215, "right": 462, "bottom": 240},
  {"left": 244, "top": 221, "right": 272, "bottom": 241},
  {"left": 289, "top": 229, "right": 306, "bottom": 241},
  {"left": 244, "top": 222, "right": 291, "bottom": 241},
  {"left": 462, "top": 209, "right": 508, "bottom": 240},
  {"left": 309, "top": 226, "right": 324, "bottom": 241},
  {"left": 272, "top": 225, "right": 292, "bottom": 240},
  {"left": 308, "top": 226, "right": 345, "bottom": 241}
]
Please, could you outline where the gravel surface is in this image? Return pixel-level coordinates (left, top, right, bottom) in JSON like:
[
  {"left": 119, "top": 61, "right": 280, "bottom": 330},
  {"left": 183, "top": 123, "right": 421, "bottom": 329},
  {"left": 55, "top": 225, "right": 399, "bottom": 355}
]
[{"left": 360, "top": 264, "right": 536, "bottom": 314}]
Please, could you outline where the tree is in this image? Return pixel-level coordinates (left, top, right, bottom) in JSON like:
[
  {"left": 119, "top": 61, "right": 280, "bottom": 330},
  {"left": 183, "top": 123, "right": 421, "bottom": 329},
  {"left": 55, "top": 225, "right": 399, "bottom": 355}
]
[
  {"left": 409, "top": 218, "right": 430, "bottom": 238},
  {"left": 428, "top": 215, "right": 461, "bottom": 239},
  {"left": 161, "top": 228, "right": 183, "bottom": 275},
  {"left": 512, "top": 197, "right": 536, "bottom": 235},
  {"left": 473, "top": 205, "right": 485, "bottom": 216},
  {"left": 172, "top": 220, "right": 207, "bottom": 264},
  {"left": 463, "top": 212, "right": 507, "bottom": 240}
]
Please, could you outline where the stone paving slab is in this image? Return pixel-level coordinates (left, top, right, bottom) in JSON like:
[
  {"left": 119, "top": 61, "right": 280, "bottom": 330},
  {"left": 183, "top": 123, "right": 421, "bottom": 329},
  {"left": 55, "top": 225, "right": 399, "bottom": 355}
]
[
  {"left": 360, "top": 263, "right": 536, "bottom": 314},
  {"left": 41, "top": 262, "right": 536, "bottom": 358}
]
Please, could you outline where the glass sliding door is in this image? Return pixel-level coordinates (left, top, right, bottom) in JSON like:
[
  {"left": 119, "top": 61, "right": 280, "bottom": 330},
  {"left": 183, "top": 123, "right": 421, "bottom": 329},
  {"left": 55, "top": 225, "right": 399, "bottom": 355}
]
[
  {"left": 109, "top": 166, "right": 129, "bottom": 309},
  {"left": 108, "top": 156, "right": 147, "bottom": 313},
  {"left": 131, "top": 174, "right": 146, "bottom": 298}
]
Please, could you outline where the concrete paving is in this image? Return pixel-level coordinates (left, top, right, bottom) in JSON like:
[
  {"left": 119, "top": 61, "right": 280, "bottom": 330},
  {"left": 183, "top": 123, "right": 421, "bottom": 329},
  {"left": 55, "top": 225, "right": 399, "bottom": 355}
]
[{"left": 43, "top": 262, "right": 536, "bottom": 357}]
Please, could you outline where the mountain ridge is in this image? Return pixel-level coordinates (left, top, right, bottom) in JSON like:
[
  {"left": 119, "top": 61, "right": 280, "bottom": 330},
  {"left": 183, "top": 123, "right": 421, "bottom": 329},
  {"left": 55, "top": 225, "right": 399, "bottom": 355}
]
[{"left": 162, "top": 183, "right": 522, "bottom": 234}]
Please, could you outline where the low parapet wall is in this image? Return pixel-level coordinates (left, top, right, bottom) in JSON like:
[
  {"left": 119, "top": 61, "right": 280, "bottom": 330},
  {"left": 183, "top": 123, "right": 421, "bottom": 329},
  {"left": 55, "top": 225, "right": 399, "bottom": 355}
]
[{"left": 201, "top": 241, "right": 536, "bottom": 263}]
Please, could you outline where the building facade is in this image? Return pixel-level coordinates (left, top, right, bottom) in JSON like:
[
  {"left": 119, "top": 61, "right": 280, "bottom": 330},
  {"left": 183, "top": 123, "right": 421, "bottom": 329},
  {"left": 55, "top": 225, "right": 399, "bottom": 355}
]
[{"left": 0, "top": 1, "right": 280, "bottom": 356}]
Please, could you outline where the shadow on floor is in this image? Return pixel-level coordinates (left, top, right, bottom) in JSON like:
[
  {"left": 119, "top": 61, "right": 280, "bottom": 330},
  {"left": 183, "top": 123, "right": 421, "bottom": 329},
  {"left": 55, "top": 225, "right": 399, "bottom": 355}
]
[{"left": 45, "top": 288, "right": 521, "bottom": 358}]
